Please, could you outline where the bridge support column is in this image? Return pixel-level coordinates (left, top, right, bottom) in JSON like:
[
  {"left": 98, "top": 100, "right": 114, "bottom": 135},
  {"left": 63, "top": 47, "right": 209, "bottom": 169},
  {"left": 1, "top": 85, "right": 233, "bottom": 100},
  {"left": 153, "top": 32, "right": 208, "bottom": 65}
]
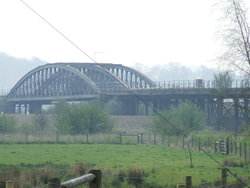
[
  {"left": 207, "top": 98, "right": 215, "bottom": 126},
  {"left": 216, "top": 98, "right": 223, "bottom": 130},
  {"left": 233, "top": 98, "right": 239, "bottom": 131},
  {"left": 153, "top": 100, "right": 159, "bottom": 112},
  {"left": 5, "top": 103, "right": 15, "bottom": 114},
  {"left": 157, "top": 98, "right": 171, "bottom": 111},
  {"left": 197, "top": 98, "right": 205, "bottom": 111},
  {"left": 15, "top": 104, "right": 21, "bottom": 114},
  {"left": 24, "top": 104, "right": 29, "bottom": 114},
  {"left": 172, "top": 98, "right": 179, "bottom": 108},
  {"left": 244, "top": 98, "right": 249, "bottom": 124},
  {"left": 29, "top": 102, "right": 42, "bottom": 114},
  {"left": 165, "top": 98, "right": 171, "bottom": 111},
  {"left": 122, "top": 98, "right": 138, "bottom": 115},
  {"left": 145, "top": 101, "right": 149, "bottom": 116}
]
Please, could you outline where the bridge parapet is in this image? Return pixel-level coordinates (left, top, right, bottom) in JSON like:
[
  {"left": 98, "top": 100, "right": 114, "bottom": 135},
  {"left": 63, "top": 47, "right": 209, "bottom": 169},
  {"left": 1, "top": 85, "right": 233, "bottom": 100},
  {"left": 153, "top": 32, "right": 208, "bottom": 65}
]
[
  {"left": 154, "top": 79, "right": 250, "bottom": 89},
  {"left": 97, "top": 79, "right": 250, "bottom": 93}
]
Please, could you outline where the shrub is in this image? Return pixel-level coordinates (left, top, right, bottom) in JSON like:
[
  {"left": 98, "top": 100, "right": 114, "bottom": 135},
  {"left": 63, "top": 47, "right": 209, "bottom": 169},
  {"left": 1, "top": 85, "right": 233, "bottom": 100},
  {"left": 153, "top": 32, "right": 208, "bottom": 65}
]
[
  {"left": 223, "top": 158, "right": 243, "bottom": 167},
  {"left": 151, "top": 102, "right": 206, "bottom": 136},
  {"left": 56, "top": 102, "right": 114, "bottom": 134},
  {"left": 127, "top": 168, "right": 146, "bottom": 187}
]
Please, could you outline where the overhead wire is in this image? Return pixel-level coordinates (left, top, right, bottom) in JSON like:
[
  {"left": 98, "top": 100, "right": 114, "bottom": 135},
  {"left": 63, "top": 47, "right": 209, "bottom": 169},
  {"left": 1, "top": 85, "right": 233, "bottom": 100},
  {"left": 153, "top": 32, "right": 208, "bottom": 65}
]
[
  {"left": 19, "top": 0, "right": 181, "bottom": 135},
  {"left": 19, "top": 0, "right": 249, "bottom": 187}
]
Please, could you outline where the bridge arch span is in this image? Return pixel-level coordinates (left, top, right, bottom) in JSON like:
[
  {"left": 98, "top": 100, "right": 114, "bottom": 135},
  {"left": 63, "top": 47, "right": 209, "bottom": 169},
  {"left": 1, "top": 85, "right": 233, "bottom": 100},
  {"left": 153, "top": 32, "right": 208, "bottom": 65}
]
[{"left": 7, "top": 63, "right": 155, "bottom": 103}]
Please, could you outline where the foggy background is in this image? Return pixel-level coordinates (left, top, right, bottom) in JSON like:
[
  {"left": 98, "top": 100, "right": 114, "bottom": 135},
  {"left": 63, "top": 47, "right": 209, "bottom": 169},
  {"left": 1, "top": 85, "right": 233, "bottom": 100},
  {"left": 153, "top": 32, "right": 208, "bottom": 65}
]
[{"left": 0, "top": 52, "right": 219, "bottom": 91}]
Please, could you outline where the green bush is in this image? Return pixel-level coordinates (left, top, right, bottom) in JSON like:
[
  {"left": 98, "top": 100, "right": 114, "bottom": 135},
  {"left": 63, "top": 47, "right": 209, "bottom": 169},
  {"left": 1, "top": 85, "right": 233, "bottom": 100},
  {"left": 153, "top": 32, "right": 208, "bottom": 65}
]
[
  {"left": 56, "top": 102, "right": 114, "bottom": 134},
  {"left": 151, "top": 102, "right": 206, "bottom": 136}
]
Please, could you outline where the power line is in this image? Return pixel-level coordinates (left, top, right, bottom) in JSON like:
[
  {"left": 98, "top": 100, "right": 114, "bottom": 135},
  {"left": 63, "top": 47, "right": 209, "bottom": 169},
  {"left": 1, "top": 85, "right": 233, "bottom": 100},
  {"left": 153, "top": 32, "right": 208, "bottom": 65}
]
[
  {"left": 19, "top": 0, "right": 96, "bottom": 64},
  {"left": 19, "top": 0, "right": 181, "bottom": 133},
  {"left": 201, "top": 148, "right": 249, "bottom": 188},
  {"left": 19, "top": 1, "right": 249, "bottom": 186}
]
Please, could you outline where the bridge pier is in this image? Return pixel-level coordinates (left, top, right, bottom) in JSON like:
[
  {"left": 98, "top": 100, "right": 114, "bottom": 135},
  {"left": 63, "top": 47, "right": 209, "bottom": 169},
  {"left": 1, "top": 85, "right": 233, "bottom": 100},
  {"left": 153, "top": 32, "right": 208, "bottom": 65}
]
[
  {"left": 29, "top": 102, "right": 43, "bottom": 114},
  {"left": 121, "top": 98, "right": 138, "bottom": 115},
  {"left": 216, "top": 98, "right": 223, "bottom": 130},
  {"left": 206, "top": 98, "right": 215, "bottom": 125},
  {"left": 244, "top": 98, "right": 249, "bottom": 124},
  {"left": 145, "top": 101, "right": 149, "bottom": 116},
  {"left": 4, "top": 103, "right": 15, "bottom": 114},
  {"left": 197, "top": 98, "right": 205, "bottom": 111},
  {"left": 153, "top": 100, "right": 159, "bottom": 112},
  {"left": 233, "top": 98, "right": 239, "bottom": 131}
]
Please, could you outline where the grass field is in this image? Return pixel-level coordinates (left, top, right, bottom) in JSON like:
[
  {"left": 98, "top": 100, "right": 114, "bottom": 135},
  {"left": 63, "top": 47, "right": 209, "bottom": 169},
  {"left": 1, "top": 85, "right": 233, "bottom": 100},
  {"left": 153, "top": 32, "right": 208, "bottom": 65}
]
[{"left": 0, "top": 144, "right": 249, "bottom": 187}]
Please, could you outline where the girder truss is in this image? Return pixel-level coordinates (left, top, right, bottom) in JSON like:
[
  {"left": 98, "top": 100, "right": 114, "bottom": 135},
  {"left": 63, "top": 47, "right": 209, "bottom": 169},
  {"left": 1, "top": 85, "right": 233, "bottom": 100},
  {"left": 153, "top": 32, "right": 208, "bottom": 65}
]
[{"left": 7, "top": 63, "right": 155, "bottom": 100}]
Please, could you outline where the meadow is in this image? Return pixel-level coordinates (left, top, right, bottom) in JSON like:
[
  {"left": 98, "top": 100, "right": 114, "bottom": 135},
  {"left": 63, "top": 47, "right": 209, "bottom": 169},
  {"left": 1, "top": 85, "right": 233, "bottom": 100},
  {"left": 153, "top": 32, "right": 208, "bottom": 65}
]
[{"left": 0, "top": 144, "right": 249, "bottom": 187}]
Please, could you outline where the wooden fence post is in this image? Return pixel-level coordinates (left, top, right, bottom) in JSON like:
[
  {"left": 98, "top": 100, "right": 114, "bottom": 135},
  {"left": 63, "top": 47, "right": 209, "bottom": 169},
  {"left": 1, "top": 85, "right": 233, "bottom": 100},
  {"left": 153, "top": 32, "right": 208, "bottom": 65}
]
[
  {"left": 56, "top": 131, "right": 59, "bottom": 144},
  {"left": 221, "top": 168, "right": 227, "bottom": 188},
  {"left": 154, "top": 132, "right": 156, "bottom": 145},
  {"left": 229, "top": 140, "right": 233, "bottom": 153},
  {"left": 240, "top": 143, "right": 242, "bottom": 158},
  {"left": 148, "top": 133, "right": 151, "bottom": 144},
  {"left": 89, "top": 170, "right": 102, "bottom": 188},
  {"left": 48, "top": 177, "right": 60, "bottom": 188},
  {"left": 5, "top": 181, "right": 14, "bottom": 188},
  {"left": 119, "top": 133, "right": 122, "bottom": 144},
  {"left": 141, "top": 133, "right": 143, "bottom": 144},
  {"left": 226, "top": 138, "right": 229, "bottom": 155},
  {"left": 167, "top": 136, "right": 170, "bottom": 147},
  {"left": 182, "top": 136, "right": 185, "bottom": 149},
  {"left": 244, "top": 142, "right": 247, "bottom": 162},
  {"left": 198, "top": 138, "right": 201, "bottom": 152},
  {"left": 0, "top": 181, "right": 4, "bottom": 188},
  {"left": 235, "top": 141, "right": 237, "bottom": 156},
  {"left": 25, "top": 132, "right": 28, "bottom": 144},
  {"left": 186, "top": 176, "right": 192, "bottom": 188},
  {"left": 215, "top": 141, "right": 219, "bottom": 153}
]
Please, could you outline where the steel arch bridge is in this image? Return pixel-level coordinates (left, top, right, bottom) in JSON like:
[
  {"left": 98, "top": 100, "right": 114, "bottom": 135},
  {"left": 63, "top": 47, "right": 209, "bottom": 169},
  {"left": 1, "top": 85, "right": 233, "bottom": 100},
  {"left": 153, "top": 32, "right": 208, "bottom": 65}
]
[
  {"left": 6, "top": 63, "right": 155, "bottom": 112},
  {"left": 4, "top": 62, "right": 250, "bottom": 130}
]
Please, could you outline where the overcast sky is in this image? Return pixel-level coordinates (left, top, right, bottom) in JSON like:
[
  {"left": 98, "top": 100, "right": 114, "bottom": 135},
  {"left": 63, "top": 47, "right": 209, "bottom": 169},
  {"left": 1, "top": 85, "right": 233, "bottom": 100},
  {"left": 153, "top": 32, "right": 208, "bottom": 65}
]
[{"left": 0, "top": 0, "right": 249, "bottom": 68}]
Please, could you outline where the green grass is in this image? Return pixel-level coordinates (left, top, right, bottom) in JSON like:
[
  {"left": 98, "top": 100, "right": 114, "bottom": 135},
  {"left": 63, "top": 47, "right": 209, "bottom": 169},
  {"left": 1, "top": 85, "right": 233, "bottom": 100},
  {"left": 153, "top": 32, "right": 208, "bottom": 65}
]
[{"left": 0, "top": 144, "right": 249, "bottom": 187}]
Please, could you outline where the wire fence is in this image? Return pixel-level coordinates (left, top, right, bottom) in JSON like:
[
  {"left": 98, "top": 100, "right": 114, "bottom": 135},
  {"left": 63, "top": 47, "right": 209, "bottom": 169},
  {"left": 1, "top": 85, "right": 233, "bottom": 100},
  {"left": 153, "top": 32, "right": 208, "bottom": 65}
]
[
  {"left": 0, "top": 132, "right": 249, "bottom": 187},
  {"left": 0, "top": 132, "right": 249, "bottom": 161},
  {"left": 1, "top": 172, "right": 248, "bottom": 188}
]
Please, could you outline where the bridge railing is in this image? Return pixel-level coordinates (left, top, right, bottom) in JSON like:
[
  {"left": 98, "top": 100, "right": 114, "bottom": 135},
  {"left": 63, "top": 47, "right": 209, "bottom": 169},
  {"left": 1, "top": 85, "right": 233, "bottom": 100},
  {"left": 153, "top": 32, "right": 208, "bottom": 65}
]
[
  {"left": 155, "top": 79, "right": 250, "bottom": 89},
  {"left": 100, "top": 79, "right": 250, "bottom": 92}
]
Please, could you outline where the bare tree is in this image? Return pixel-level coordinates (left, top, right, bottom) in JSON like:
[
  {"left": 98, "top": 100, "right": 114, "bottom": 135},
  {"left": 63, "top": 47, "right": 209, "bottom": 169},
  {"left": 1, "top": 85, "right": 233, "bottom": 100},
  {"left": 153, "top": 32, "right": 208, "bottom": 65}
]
[{"left": 218, "top": 0, "right": 250, "bottom": 75}]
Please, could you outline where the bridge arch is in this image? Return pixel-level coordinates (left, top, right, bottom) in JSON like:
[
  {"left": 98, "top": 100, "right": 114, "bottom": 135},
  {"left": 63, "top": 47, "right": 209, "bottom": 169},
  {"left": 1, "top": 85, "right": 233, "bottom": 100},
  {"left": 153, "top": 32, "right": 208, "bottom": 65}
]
[{"left": 7, "top": 63, "right": 155, "bottom": 102}]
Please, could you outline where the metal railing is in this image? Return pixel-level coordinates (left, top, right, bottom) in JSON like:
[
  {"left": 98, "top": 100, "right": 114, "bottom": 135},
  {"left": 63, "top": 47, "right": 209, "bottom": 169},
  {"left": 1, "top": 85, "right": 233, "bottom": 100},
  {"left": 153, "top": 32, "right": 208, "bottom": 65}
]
[
  {"left": 100, "top": 79, "right": 250, "bottom": 92},
  {"left": 2, "top": 79, "right": 250, "bottom": 97},
  {"left": 154, "top": 79, "right": 250, "bottom": 89}
]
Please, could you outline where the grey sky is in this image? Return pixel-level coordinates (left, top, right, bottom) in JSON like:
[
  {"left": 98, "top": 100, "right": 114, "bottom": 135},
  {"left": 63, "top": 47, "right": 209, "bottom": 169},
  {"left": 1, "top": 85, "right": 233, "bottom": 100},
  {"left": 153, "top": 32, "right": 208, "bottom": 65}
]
[{"left": 0, "top": 0, "right": 249, "bottom": 68}]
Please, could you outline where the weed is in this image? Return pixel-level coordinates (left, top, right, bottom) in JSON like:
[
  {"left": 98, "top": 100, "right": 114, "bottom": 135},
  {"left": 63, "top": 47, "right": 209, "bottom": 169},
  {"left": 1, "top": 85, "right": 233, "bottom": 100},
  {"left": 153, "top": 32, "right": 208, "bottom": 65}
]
[
  {"left": 127, "top": 168, "right": 146, "bottom": 187},
  {"left": 223, "top": 158, "right": 243, "bottom": 167}
]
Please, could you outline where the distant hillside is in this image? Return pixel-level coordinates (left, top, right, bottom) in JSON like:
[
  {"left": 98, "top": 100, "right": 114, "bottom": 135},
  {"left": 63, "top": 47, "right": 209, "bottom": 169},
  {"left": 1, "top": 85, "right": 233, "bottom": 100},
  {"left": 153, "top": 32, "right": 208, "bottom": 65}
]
[
  {"left": 0, "top": 52, "right": 45, "bottom": 90},
  {"left": 132, "top": 62, "right": 218, "bottom": 81},
  {"left": 0, "top": 52, "right": 220, "bottom": 91}
]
